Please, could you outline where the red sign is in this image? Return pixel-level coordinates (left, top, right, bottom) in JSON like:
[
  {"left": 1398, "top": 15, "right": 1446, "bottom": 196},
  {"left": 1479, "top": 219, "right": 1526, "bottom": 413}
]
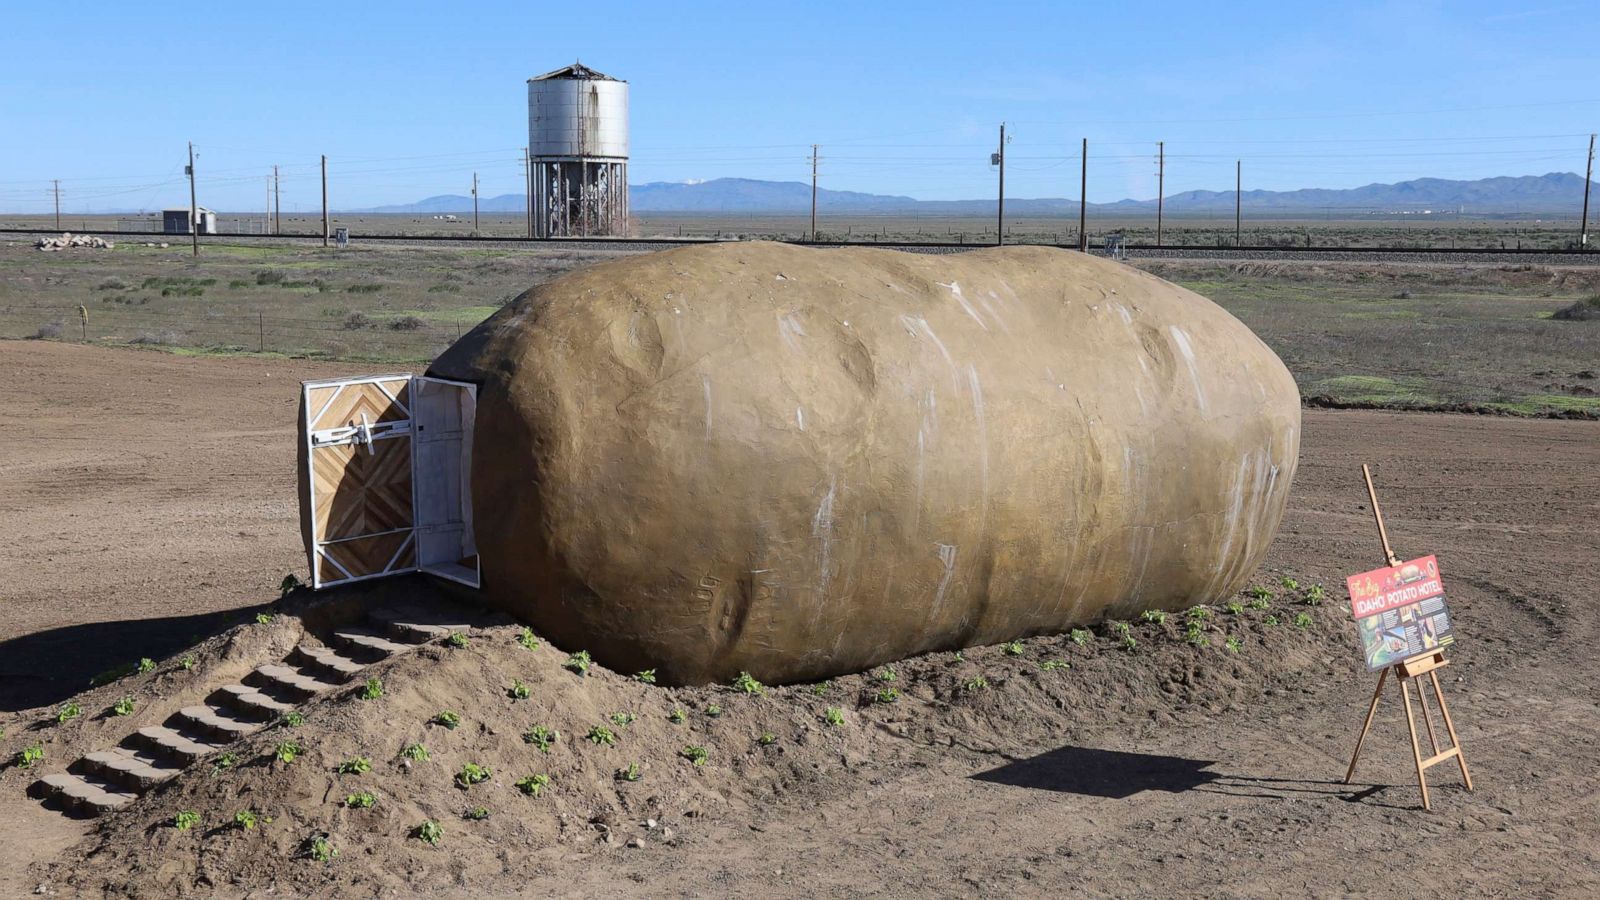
[{"left": 1347, "top": 555, "right": 1443, "bottom": 618}]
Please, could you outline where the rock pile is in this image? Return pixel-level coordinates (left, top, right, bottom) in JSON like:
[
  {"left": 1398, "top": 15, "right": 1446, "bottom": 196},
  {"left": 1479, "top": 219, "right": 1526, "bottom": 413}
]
[{"left": 34, "top": 233, "right": 115, "bottom": 252}]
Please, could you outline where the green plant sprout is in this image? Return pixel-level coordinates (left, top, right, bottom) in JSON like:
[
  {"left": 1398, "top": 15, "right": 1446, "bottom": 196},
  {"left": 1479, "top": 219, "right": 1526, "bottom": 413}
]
[
  {"left": 211, "top": 751, "right": 238, "bottom": 775},
  {"left": 1070, "top": 629, "right": 1092, "bottom": 646},
  {"left": 359, "top": 676, "right": 383, "bottom": 700},
  {"left": 433, "top": 710, "right": 461, "bottom": 730},
  {"left": 180, "top": 655, "right": 196, "bottom": 670},
  {"left": 1040, "top": 659, "right": 1070, "bottom": 671},
  {"left": 758, "top": 731, "right": 778, "bottom": 746},
  {"left": 345, "top": 791, "right": 377, "bottom": 809},
  {"left": 509, "top": 680, "right": 530, "bottom": 701},
  {"left": 112, "top": 696, "right": 136, "bottom": 716},
  {"left": 415, "top": 820, "right": 443, "bottom": 845},
  {"left": 1294, "top": 613, "right": 1314, "bottom": 628},
  {"left": 1140, "top": 610, "right": 1167, "bottom": 625},
  {"left": 610, "top": 711, "right": 637, "bottom": 727},
  {"left": 734, "top": 671, "right": 766, "bottom": 695},
  {"left": 515, "top": 773, "right": 551, "bottom": 795},
  {"left": 18, "top": 744, "right": 44, "bottom": 769},
  {"left": 680, "top": 745, "right": 709, "bottom": 766},
  {"left": 875, "top": 687, "right": 900, "bottom": 704},
  {"left": 275, "top": 740, "right": 304, "bottom": 764},
  {"left": 1188, "top": 606, "right": 1211, "bottom": 620},
  {"left": 1247, "top": 597, "right": 1272, "bottom": 610},
  {"left": 1248, "top": 586, "right": 1273, "bottom": 601},
  {"left": 401, "top": 742, "right": 430, "bottom": 762},
  {"left": 516, "top": 627, "right": 540, "bottom": 650},
  {"left": 455, "top": 762, "right": 491, "bottom": 788},
  {"left": 306, "top": 835, "right": 337, "bottom": 863},
  {"left": 668, "top": 707, "right": 687, "bottom": 724},
  {"left": 1001, "top": 641, "right": 1025, "bottom": 656},
  {"left": 1224, "top": 601, "right": 1245, "bottom": 615},
  {"left": 823, "top": 707, "right": 845, "bottom": 726},
  {"left": 234, "top": 809, "right": 258, "bottom": 830},
  {"left": 137, "top": 658, "right": 155, "bottom": 674},
  {"left": 56, "top": 702, "right": 81, "bottom": 724},
  {"left": 1280, "top": 576, "right": 1300, "bottom": 592},
  {"left": 255, "top": 613, "right": 275, "bottom": 625},
  {"left": 445, "top": 631, "right": 470, "bottom": 649},
  {"left": 283, "top": 711, "right": 307, "bottom": 727},
  {"left": 1224, "top": 637, "right": 1243, "bottom": 653},
  {"left": 1264, "top": 614, "right": 1281, "bottom": 626},
  {"left": 464, "top": 807, "right": 489, "bottom": 821},
  {"left": 632, "top": 669, "right": 657, "bottom": 684},
  {"left": 706, "top": 704, "right": 723, "bottom": 718},
  {"left": 964, "top": 675, "right": 989, "bottom": 691},
  {"left": 279, "top": 574, "right": 304, "bottom": 596},
  {"left": 337, "top": 756, "right": 371, "bottom": 775},
  {"left": 875, "top": 665, "right": 898, "bottom": 682},
  {"left": 523, "top": 725, "right": 558, "bottom": 752},
  {"left": 615, "top": 762, "right": 642, "bottom": 782},
  {"left": 564, "top": 651, "right": 592, "bottom": 676},
  {"left": 810, "top": 680, "right": 832, "bottom": 695},
  {"left": 1303, "top": 584, "right": 1326, "bottom": 606},
  {"left": 173, "top": 810, "right": 200, "bottom": 830},
  {"left": 587, "top": 725, "right": 617, "bottom": 746}
]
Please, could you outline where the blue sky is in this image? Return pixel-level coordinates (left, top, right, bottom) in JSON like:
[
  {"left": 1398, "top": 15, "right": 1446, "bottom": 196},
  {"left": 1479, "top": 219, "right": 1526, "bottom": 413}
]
[{"left": 2, "top": 1, "right": 1596, "bottom": 212}]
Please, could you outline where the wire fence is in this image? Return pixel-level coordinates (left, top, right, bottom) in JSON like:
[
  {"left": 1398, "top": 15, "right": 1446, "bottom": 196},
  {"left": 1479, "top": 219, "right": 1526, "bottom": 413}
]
[{"left": 0, "top": 303, "right": 469, "bottom": 362}]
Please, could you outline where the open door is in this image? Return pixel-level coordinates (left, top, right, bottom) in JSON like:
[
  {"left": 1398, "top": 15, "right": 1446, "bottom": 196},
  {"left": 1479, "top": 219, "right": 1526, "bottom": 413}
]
[{"left": 301, "top": 374, "right": 479, "bottom": 589}]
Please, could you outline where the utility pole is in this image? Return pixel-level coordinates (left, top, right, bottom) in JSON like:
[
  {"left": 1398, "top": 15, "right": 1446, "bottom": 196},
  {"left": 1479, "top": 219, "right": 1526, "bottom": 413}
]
[
  {"left": 471, "top": 172, "right": 480, "bottom": 236},
  {"left": 996, "top": 124, "right": 1006, "bottom": 246},
  {"left": 273, "top": 165, "right": 280, "bottom": 235},
  {"left": 52, "top": 180, "right": 61, "bottom": 231},
  {"left": 1580, "top": 131, "right": 1593, "bottom": 248},
  {"left": 320, "top": 154, "right": 329, "bottom": 248},
  {"left": 810, "top": 144, "right": 820, "bottom": 242},
  {"left": 1156, "top": 141, "right": 1165, "bottom": 247},
  {"left": 187, "top": 141, "right": 199, "bottom": 257},
  {"left": 1078, "top": 137, "right": 1088, "bottom": 252},
  {"left": 1235, "top": 159, "right": 1242, "bottom": 247},
  {"left": 523, "top": 148, "right": 532, "bottom": 238}
]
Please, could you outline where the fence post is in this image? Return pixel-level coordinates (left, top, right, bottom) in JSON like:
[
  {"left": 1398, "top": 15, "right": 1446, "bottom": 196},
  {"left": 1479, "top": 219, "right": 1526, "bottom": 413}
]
[
  {"left": 259, "top": 312, "right": 265, "bottom": 353},
  {"left": 78, "top": 304, "right": 88, "bottom": 342}
]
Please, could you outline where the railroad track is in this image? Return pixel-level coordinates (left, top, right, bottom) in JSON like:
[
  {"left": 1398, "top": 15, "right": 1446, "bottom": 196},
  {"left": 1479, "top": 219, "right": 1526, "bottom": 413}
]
[{"left": 4, "top": 227, "right": 1598, "bottom": 266}]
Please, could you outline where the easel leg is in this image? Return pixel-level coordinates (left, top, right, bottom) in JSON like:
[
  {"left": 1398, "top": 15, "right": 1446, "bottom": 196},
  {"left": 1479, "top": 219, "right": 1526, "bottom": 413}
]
[
  {"left": 1399, "top": 678, "right": 1431, "bottom": 811},
  {"left": 1429, "top": 670, "right": 1474, "bottom": 792},
  {"left": 1414, "top": 676, "right": 1443, "bottom": 758},
  {"left": 1344, "top": 667, "right": 1388, "bottom": 783}
]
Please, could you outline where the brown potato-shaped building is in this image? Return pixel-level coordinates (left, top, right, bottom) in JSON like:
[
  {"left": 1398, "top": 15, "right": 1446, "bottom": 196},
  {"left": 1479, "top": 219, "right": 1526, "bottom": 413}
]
[{"left": 429, "top": 242, "right": 1300, "bottom": 685}]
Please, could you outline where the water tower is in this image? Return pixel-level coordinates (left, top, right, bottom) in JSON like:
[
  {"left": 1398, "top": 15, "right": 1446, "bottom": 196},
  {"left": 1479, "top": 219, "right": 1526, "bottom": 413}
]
[{"left": 528, "top": 62, "right": 629, "bottom": 237}]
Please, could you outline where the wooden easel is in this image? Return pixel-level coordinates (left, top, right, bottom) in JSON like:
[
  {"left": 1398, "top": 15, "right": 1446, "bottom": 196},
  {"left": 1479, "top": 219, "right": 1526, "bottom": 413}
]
[{"left": 1342, "top": 465, "right": 1473, "bottom": 811}]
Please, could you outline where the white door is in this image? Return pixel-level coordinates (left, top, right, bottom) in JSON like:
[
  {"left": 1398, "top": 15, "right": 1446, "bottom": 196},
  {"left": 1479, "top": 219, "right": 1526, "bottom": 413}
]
[{"left": 300, "top": 374, "right": 479, "bottom": 589}]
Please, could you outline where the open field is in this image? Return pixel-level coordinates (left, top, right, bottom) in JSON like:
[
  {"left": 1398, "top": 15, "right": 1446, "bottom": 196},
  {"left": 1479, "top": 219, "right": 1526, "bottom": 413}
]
[
  {"left": 0, "top": 343, "right": 1597, "bottom": 896},
  {"left": 2, "top": 237, "right": 1596, "bottom": 416},
  {"left": 2, "top": 211, "right": 1589, "bottom": 250}
]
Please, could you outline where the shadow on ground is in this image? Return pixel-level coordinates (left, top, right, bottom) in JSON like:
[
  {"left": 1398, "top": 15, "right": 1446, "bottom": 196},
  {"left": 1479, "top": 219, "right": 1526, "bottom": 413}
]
[
  {"left": 973, "top": 745, "right": 1403, "bottom": 807},
  {"left": 0, "top": 605, "right": 271, "bottom": 712}
]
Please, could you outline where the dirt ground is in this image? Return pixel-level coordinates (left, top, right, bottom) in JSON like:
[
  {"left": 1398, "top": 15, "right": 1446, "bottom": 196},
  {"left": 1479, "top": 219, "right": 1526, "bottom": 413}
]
[{"left": 1, "top": 341, "right": 1598, "bottom": 897}]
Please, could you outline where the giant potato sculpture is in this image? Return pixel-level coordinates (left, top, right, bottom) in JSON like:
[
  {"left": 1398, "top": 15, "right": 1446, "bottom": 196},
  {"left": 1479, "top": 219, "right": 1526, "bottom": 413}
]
[{"left": 429, "top": 241, "right": 1299, "bottom": 685}]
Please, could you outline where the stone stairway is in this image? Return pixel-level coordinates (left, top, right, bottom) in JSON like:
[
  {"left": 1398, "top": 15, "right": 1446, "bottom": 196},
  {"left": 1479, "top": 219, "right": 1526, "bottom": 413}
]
[{"left": 29, "top": 609, "right": 467, "bottom": 817}]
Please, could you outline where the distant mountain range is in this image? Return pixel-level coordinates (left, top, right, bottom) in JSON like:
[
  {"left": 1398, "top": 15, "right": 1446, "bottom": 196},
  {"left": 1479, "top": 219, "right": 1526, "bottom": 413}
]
[{"left": 356, "top": 172, "right": 1591, "bottom": 216}]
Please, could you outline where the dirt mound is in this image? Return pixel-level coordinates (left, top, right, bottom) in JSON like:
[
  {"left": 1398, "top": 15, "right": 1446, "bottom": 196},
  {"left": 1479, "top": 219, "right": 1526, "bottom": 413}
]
[
  {"left": 5, "top": 572, "right": 1349, "bottom": 896},
  {"left": 1551, "top": 295, "right": 1600, "bottom": 321}
]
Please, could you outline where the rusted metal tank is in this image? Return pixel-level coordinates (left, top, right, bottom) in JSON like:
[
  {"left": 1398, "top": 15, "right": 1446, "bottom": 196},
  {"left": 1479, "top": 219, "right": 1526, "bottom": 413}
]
[{"left": 429, "top": 241, "right": 1300, "bottom": 685}]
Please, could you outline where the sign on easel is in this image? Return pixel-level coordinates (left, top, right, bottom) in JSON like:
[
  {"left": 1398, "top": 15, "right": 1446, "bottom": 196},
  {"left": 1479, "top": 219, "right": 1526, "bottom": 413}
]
[
  {"left": 1342, "top": 465, "right": 1473, "bottom": 811},
  {"left": 1347, "top": 555, "right": 1457, "bottom": 671}
]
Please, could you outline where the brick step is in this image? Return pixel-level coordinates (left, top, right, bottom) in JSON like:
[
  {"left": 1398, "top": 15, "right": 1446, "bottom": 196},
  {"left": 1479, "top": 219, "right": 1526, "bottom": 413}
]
[
  {"left": 30, "top": 772, "right": 137, "bottom": 815},
  {"left": 291, "top": 643, "right": 365, "bottom": 682},
  {"left": 215, "top": 683, "right": 296, "bottom": 719},
  {"left": 78, "top": 748, "right": 182, "bottom": 793},
  {"left": 175, "top": 705, "right": 263, "bottom": 743},
  {"left": 331, "top": 627, "right": 413, "bottom": 658},
  {"left": 133, "top": 725, "right": 223, "bottom": 766},
  {"left": 249, "top": 664, "right": 340, "bottom": 699},
  {"left": 370, "top": 610, "right": 472, "bottom": 643}
]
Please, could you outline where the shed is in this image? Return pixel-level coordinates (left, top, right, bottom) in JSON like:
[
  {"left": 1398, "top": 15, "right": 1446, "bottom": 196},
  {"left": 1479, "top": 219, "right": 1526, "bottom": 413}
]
[{"left": 163, "top": 207, "right": 218, "bottom": 235}]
